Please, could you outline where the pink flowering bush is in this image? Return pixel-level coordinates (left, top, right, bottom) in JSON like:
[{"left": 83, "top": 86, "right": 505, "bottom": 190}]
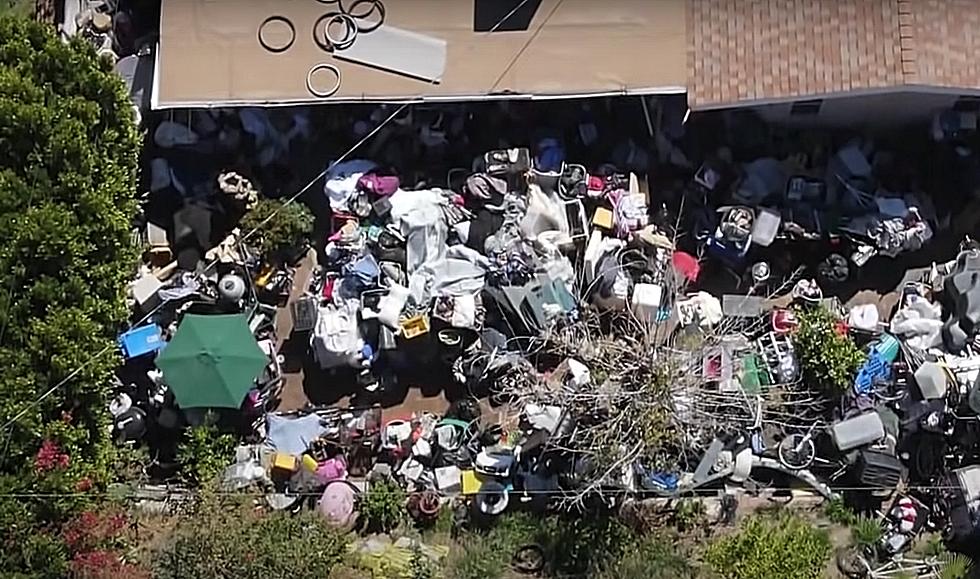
[
  {"left": 70, "top": 549, "right": 151, "bottom": 579},
  {"left": 34, "top": 439, "right": 70, "bottom": 473},
  {"left": 61, "top": 509, "right": 129, "bottom": 553}
]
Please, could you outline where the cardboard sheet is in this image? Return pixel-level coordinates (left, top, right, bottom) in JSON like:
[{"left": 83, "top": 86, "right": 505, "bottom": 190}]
[{"left": 155, "top": 0, "right": 687, "bottom": 107}]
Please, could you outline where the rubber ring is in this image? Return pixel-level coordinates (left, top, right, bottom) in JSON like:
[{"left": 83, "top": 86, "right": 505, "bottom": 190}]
[
  {"left": 343, "top": 0, "right": 385, "bottom": 33},
  {"left": 307, "top": 63, "right": 342, "bottom": 98},
  {"left": 258, "top": 16, "right": 295, "bottom": 53},
  {"left": 312, "top": 13, "right": 336, "bottom": 52},
  {"left": 325, "top": 13, "right": 358, "bottom": 49},
  {"left": 313, "top": 12, "right": 357, "bottom": 51}
]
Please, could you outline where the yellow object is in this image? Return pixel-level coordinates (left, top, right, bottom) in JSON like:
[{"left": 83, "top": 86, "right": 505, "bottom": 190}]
[
  {"left": 461, "top": 470, "right": 484, "bottom": 495},
  {"left": 400, "top": 314, "right": 430, "bottom": 339},
  {"left": 255, "top": 264, "right": 274, "bottom": 288},
  {"left": 272, "top": 452, "right": 298, "bottom": 473},
  {"left": 301, "top": 454, "right": 318, "bottom": 472},
  {"left": 592, "top": 207, "right": 614, "bottom": 230}
]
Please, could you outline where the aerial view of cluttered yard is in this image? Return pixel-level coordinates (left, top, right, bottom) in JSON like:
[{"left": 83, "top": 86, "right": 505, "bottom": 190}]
[{"left": 2, "top": 1, "right": 980, "bottom": 578}]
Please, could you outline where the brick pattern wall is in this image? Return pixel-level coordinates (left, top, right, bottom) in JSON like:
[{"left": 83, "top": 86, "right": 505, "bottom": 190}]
[
  {"left": 909, "top": 0, "right": 980, "bottom": 89},
  {"left": 688, "top": 0, "right": 980, "bottom": 107}
]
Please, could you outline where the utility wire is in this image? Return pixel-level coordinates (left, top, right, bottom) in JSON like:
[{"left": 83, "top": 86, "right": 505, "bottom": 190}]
[
  {"left": 488, "top": 0, "right": 565, "bottom": 94},
  {"left": 486, "top": 0, "right": 534, "bottom": 34},
  {"left": 0, "top": 103, "right": 411, "bottom": 434},
  {"left": 0, "top": 482, "right": 968, "bottom": 499},
  {"left": 0, "top": 0, "right": 570, "bottom": 435}
]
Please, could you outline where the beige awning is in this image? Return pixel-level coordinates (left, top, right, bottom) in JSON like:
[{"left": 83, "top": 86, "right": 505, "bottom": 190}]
[{"left": 154, "top": 0, "right": 687, "bottom": 108}]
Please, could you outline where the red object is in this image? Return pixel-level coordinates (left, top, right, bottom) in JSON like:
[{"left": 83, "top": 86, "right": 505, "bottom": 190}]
[
  {"left": 321, "top": 277, "right": 335, "bottom": 300},
  {"left": 672, "top": 251, "right": 701, "bottom": 282},
  {"left": 835, "top": 321, "right": 849, "bottom": 336},
  {"left": 35, "top": 439, "right": 69, "bottom": 473},
  {"left": 587, "top": 176, "right": 605, "bottom": 191},
  {"left": 771, "top": 309, "right": 799, "bottom": 334}
]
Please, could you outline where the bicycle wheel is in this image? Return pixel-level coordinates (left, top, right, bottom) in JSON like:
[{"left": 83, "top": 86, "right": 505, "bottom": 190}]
[{"left": 777, "top": 433, "right": 816, "bottom": 470}]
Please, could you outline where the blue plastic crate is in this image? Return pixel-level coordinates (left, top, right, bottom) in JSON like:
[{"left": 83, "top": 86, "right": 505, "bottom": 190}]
[{"left": 119, "top": 324, "right": 164, "bottom": 359}]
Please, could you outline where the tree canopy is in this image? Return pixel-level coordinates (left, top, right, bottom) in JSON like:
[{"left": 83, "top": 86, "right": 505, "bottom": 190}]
[{"left": 0, "top": 14, "right": 140, "bottom": 575}]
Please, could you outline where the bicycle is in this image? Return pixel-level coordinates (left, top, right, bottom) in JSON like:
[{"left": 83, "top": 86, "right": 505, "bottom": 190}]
[
  {"left": 837, "top": 546, "right": 943, "bottom": 578},
  {"left": 774, "top": 422, "right": 850, "bottom": 481}
]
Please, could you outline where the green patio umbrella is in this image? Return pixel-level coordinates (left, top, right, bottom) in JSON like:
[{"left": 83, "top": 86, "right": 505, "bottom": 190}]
[{"left": 156, "top": 313, "right": 269, "bottom": 409}]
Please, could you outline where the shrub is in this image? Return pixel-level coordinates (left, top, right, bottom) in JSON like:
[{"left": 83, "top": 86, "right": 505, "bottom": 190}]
[
  {"left": 823, "top": 497, "right": 858, "bottom": 526},
  {"left": 359, "top": 477, "right": 406, "bottom": 533},
  {"left": 177, "top": 425, "right": 236, "bottom": 486},
  {"left": 70, "top": 550, "right": 151, "bottom": 579},
  {"left": 596, "top": 535, "right": 696, "bottom": 579},
  {"left": 152, "top": 495, "right": 349, "bottom": 579},
  {"left": 792, "top": 306, "right": 865, "bottom": 394},
  {"left": 851, "top": 516, "right": 883, "bottom": 547},
  {"left": 672, "top": 499, "right": 708, "bottom": 532},
  {"left": 446, "top": 512, "right": 641, "bottom": 579},
  {"left": 446, "top": 513, "right": 539, "bottom": 579},
  {"left": 941, "top": 553, "right": 973, "bottom": 579},
  {"left": 239, "top": 197, "right": 313, "bottom": 258},
  {"left": 61, "top": 508, "right": 130, "bottom": 553},
  {"left": 704, "top": 512, "right": 831, "bottom": 579}
]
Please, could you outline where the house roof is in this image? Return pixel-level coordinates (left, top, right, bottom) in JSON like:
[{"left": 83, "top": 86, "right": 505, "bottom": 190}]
[
  {"left": 688, "top": 0, "right": 980, "bottom": 109},
  {"left": 153, "top": 0, "right": 687, "bottom": 108}
]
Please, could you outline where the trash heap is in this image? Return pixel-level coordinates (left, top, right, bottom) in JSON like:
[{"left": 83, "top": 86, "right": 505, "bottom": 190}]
[
  {"left": 685, "top": 135, "right": 938, "bottom": 288},
  {"left": 285, "top": 135, "right": 979, "bottom": 551},
  {"left": 300, "top": 146, "right": 673, "bottom": 394}
]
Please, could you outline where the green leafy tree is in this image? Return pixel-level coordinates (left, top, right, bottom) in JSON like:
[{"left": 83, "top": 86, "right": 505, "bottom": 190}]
[
  {"left": 705, "top": 512, "right": 832, "bottom": 579},
  {"left": 0, "top": 14, "right": 140, "bottom": 576},
  {"left": 792, "top": 306, "right": 865, "bottom": 394},
  {"left": 239, "top": 197, "right": 313, "bottom": 258}
]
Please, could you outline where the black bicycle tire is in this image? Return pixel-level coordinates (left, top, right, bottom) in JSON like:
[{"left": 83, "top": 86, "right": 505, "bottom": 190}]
[
  {"left": 342, "top": 0, "right": 385, "bottom": 33},
  {"left": 258, "top": 15, "right": 295, "bottom": 53}
]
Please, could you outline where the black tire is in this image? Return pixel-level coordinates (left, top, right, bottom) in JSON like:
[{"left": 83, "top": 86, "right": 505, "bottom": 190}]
[
  {"left": 512, "top": 544, "right": 546, "bottom": 574},
  {"left": 836, "top": 546, "right": 871, "bottom": 578}
]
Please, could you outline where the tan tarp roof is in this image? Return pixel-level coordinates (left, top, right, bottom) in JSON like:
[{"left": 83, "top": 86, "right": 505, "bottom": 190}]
[{"left": 154, "top": 0, "right": 687, "bottom": 108}]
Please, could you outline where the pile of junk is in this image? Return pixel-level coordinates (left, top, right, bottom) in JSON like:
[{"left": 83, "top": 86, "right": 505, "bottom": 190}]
[
  {"left": 293, "top": 142, "right": 678, "bottom": 399},
  {"left": 109, "top": 170, "right": 293, "bottom": 473},
  {"left": 683, "top": 135, "right": 938, "bottom": 288},
  {"left": 220, "top": 397, "right": 546, "bottom": 526},
  {"left": 475, "top": 247, "right": 980, "bottom": 565}
]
